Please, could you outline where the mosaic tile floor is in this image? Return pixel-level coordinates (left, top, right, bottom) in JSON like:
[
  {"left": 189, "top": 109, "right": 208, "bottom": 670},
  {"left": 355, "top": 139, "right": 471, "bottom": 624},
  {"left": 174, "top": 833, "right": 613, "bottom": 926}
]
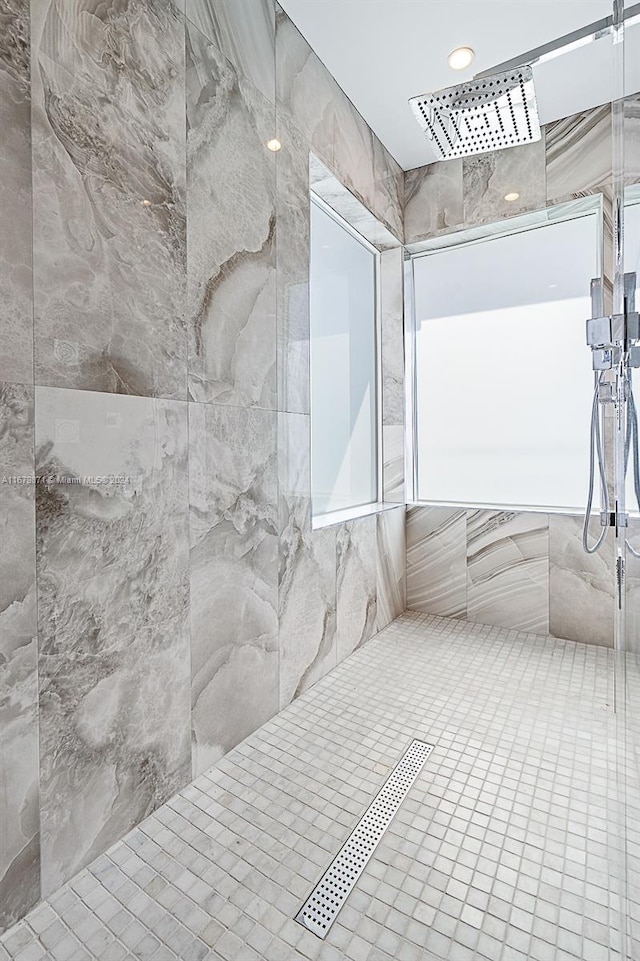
[{"left": 1, "top": 612, "right": 638, "bottom": 961}]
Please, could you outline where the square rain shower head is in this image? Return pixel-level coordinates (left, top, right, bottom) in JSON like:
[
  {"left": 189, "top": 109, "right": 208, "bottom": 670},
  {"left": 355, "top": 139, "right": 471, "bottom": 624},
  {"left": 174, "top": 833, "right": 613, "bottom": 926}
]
[{"left": 409, "top": 65, "right": 541, "bottom": 161}]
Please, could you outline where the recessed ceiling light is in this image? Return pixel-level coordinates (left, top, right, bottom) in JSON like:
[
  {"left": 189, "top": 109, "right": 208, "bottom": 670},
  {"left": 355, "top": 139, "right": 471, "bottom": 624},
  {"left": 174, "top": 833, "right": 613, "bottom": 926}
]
[
  {"left": 266, "top": 138, "right": 282, "bottom": 152},
  {"left": 504, "top": 192, "right": 520, "bottom": 202},
  {"left": 448, "top": 46, "right": 474, "bottom": 70}
]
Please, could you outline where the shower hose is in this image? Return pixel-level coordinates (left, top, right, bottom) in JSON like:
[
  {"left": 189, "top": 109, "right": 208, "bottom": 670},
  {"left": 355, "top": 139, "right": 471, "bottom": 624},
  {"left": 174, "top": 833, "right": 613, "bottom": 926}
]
[{"left": 583, "top": 368, "right": 640, "bottom": 557}]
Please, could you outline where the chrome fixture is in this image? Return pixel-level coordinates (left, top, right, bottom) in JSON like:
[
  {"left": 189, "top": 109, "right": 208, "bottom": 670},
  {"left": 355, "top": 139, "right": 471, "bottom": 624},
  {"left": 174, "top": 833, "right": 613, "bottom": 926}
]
[
  {"left": 584, "top": 272, "right": 640, "bottom": 555},
  {"left": 409, "top": 66, "right": 541, "bottom": 161}
]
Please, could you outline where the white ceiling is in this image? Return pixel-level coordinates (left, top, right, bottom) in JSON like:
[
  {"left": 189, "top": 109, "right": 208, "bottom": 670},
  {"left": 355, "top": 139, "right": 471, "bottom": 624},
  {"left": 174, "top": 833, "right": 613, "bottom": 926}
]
[{"left": 278, "top": 0, "right": 621, "bottom": 170}]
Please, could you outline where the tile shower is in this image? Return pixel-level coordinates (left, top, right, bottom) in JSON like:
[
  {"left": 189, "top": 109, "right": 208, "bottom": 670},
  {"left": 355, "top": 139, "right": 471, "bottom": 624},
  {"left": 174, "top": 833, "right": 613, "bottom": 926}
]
[
  {"left": 0, "top": 0, "right": 406, "bottom": 932},
  {"left": 1, "top": 0, "right": 639, "bottom": 958}
]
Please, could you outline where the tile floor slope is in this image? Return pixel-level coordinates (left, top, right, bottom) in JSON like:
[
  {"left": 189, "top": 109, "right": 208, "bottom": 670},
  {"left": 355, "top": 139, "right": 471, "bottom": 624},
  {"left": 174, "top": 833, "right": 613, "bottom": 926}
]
[{"left": 0, "top": 612, "right": 635, "bottom": 961}]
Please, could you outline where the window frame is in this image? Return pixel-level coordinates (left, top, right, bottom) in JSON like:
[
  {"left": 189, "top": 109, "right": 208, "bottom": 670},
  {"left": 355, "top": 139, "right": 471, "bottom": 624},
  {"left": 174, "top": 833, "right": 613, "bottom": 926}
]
[
  {"left": 404, "top": 194, "right": 605, "bottom": 514},
  {"left": 309, "top": 191, "right": 383, "bottom": 526}
]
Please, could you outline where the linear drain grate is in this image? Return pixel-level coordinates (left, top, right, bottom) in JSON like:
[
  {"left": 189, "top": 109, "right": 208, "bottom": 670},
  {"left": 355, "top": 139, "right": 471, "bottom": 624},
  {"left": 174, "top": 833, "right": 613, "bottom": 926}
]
[{"left": 295, "top": 739, "right": 433, "bottom": 939}]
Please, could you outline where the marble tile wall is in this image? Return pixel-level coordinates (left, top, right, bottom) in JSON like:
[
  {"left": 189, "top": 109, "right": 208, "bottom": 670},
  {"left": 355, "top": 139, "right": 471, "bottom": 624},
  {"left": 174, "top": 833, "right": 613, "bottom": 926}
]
[
  {"left": 35, "top": 388, "right": 192, "bottom": 897},
  {"left": 0, "top": 0, "right": 32, "bottom": 385},
  {"left": 0, "top": 385, "right": 38, "bottom": 930},
  {"left": 31, "top": 0, "right": 188, "bottom": 399},
  {"left": 404, "top": 489, "right": 626, "bottom": 646},
  {"left": 404, "top": 99, "right": 626, "bottom": 244},
  {"left": 0, "top": 0, "right": 407, "bottom": 930},
  {"left": 188, "top": 403, "right": 279, "bottom": 777},
  {"left": 406, "top": 506, "right": 466, "bottom": 619},
  {"left": 467, "top": 511, "right": 549, "bottom": 636}
]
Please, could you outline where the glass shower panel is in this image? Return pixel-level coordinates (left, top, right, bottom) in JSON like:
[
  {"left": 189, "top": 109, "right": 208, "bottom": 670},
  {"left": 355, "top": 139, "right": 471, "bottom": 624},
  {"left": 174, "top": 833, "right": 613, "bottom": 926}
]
[{"left": 623, "top": 2, "right": 640, "bottom": 955}]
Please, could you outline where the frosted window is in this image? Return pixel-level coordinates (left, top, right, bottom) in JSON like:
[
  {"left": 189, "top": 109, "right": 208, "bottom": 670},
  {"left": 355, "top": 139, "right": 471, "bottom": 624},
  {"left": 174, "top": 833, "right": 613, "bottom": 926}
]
[
  {"left": 310, "top": 200, "right": 378, "bottom": 517},
  {"left": 414, "top": 213, "right": 599, "bottom": 511}
]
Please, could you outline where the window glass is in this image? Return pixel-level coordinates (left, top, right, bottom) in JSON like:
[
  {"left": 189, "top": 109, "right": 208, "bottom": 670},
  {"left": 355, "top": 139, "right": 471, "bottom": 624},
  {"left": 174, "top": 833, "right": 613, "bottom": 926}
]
[
  {"left": 413, "top": 212, "right": 599, "bottom": 510},
  {"left": 310, "top": 200, "right": 378, "bottom": 517}
]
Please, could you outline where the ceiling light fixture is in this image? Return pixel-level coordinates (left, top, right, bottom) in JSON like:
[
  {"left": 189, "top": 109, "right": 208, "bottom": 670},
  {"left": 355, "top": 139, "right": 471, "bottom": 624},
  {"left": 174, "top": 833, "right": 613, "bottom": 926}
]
[
  {"left": 447, "top": 46, "right": 474, "bottom": 71},
  {"left": 266, "top": 138, "right": 282, "bottom": 152},
  {"left": 504, "top": 192, "right": 520, "bottom": 202}
]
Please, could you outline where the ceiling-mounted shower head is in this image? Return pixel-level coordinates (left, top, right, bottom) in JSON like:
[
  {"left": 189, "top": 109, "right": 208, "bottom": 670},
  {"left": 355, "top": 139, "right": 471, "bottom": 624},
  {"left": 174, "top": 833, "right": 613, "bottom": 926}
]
[{"left": 409, "top": 65, "right": 541, "bottom": 162}]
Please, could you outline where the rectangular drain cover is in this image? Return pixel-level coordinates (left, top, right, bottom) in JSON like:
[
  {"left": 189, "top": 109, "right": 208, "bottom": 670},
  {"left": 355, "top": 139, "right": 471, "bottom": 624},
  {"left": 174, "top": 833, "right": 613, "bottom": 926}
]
[{"left": 295, "top": 739, "right": 433, "bottom": 939}]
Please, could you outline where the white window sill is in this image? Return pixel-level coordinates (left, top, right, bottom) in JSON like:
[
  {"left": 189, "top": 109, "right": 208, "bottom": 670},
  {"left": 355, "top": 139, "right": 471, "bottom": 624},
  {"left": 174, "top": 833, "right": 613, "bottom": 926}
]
[{"left": 312, "top": 501, "right": 403, "bottom": 531}]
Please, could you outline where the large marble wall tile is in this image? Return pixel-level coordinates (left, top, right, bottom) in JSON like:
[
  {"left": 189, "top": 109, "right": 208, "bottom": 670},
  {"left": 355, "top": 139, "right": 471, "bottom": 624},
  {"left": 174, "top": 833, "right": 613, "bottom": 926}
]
[
  {"left": 31, "top": 0, "right": 187, "bottom": 399},
  {"left": 467, "top": 511, "right": 549, "bottom": 635},
  {"left": 183, "top": 0, "right": 275, "bottom": 104},
  {"left": 404, "top": 160, "right": 463, "bottom": 243},
  {"left": 380, "top": 247, "right": 404, "bottom": 427},
  {"left": 336, "top": 516, "right": 377, "bottom": 661},
  {"left": 277, "top": 411, "right": 338, "bottom": 702},
  {"left": 382, "top": 425, "right": 404, "bottom": 504},
  {"left": 278, "top": 501, "right": 337, "bottom": 706},
  {"left": 549, "top": 514, "right": 614, "bottom": 647},
  {"left": 376, "top": 507, "right": 406, "bottom": 632},
  {"left": 0, "top": 0, "right": 32, "bottom": 386},
  {"left": 35, "top": 388, "right": 191, "bottom": 895},
  {"left": 278, "top": 410, "right": 310, "bottom": 501},
  {"left": 276, "top": 116, "right": 310, "bottom": 414},
  {"left": 189, "top": 403, "right": 278, "bottom": 776},
  {"left": 372, "top": 141, "right": 404, "bottom": 242},
  {"left": 545, "top": 105, "right": 612, "bottom": 203},
  {"left": 0, "top": 384, "right": 39, "bottom": 932},
  {"left": 332, "top": 98, "right": 403, "bottom": 239},
  {"left": 275, "top": 3, "right": 334, "bottom": 168},
  {"left": 406, "top": 506, "right": 466, "bottom": 618},
  {"left": 463, "top": 137, "right": 546, "bottom": 226},
  {"left": 186, "top": 21, "right": 276, "bottom": 410}
]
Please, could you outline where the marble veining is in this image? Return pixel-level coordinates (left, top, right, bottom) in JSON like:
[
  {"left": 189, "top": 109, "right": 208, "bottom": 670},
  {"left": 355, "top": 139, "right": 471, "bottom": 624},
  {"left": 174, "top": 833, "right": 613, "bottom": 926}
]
[
  {"left": 278, "top": 502, "right": 337, "bottom": 707},
  {"left": 332, "top": 95, "right": 403, "bottom": 239},
  {"left": 276, "top": 408, "right": 337, "bottom": 705},
  {"left": 31, "top": 0, "right": 187, "bottom": 399},
  {"left": 182, "top": 0, "right": 275, "bottom": 105},
  {"left": 376, "top": 507, "right": 406, "bottom": 632},
  {"left": 276, "top": 115, "right": 311, "bottom": 415},
  {"left": 186, "top": 21, "right": 276, "bottom": 410},
  {"left": 189, "top": 402, "right": 278, "bottom": 776},
  {"left": 404, "top": 159, "right": 463, "bottom": 243},
  {"left": 0, "top": 384, "right": 39, "bottom": 930},
  {"left": 309, "top": 154, "right": 400, "bottom": 250},
  {"left": 545, "top": 105, "right": 611, "bottom": 204},
  {"left": 463, "top": 137, "right": 546, "bottom": 227},
  {"left": 336, "top": 516, "right": 377, "bottom": 661},
  {"left": 406, "top": 506, "right": 466, "bottom": 618},
  {"left": 380, "top": 247, "right": 404, "bottom": 427},
  {"left": 275, "top": 3, "right": 334, "bottom": 168},
  {"left": 382, "top": 425, "right": 404, "bottom": 504},
  {"left": 36, "top": 388, "right": 191, "bottom": 895},
  {"left": 0, "top": 0, "right": 32, "bottom": 385},
  {"left": 549, "top": 513, "right": 614, "bottom": 647},
  {"left": 467, "top": 510, "right": 549, "bottom": 635}
]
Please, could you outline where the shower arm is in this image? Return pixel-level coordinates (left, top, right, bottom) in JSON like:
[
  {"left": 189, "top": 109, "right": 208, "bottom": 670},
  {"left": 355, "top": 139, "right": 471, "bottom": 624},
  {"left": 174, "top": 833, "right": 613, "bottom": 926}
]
[{"left": 473, "top": 3, "right": 640, "bottom": 83}]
